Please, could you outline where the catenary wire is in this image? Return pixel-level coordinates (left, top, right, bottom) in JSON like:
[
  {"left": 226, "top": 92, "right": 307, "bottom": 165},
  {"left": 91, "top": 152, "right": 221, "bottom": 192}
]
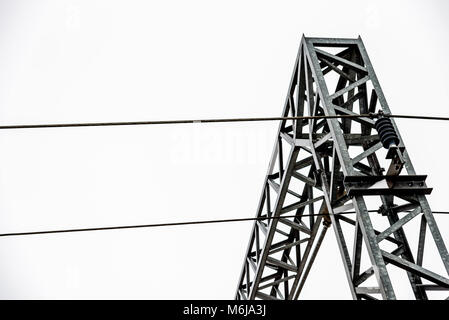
[
  {"left": 0, "top": 111, "right": 448, "bottom": 237},
  {"left": 0, "top": 113, "right": 449, "bottom": 130},
  {"left": 1, "top": 210, "right": 449, "bottom": 238}
]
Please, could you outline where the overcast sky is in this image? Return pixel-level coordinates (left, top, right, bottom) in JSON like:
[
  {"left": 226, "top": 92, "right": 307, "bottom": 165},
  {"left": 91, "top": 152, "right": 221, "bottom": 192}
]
[{"left": 0, "top": 0, "right": 448, "bottom": 299}]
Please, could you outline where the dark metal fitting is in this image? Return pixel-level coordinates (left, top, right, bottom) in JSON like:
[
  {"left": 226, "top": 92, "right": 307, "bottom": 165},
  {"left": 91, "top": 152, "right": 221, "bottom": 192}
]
[
  {"left": 368, "top": 112, "right": 379, "bottom": 119},
  {"left": 378, "top": 204, "right": 397, "bottom": 216}
]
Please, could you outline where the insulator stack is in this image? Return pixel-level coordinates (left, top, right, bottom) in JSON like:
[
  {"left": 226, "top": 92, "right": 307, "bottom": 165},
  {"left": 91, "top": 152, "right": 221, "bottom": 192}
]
[{"left": 374, "top": 117, "right": 400, "bottom": 149}]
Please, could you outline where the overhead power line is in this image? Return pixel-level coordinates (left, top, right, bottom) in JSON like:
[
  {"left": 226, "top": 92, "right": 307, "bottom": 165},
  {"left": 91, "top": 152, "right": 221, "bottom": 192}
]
[
  {"left": 0, "top": 113, "right": 449, "bottom": 130},
  {"left": 1, "top": 210, "right": 449, "bottom": 238}
]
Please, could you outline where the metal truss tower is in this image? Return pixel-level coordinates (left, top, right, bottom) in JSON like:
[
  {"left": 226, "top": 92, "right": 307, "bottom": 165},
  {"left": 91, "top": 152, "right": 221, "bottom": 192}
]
[{"left": 235, "top": 36, "right": 449, "bottom": 300}]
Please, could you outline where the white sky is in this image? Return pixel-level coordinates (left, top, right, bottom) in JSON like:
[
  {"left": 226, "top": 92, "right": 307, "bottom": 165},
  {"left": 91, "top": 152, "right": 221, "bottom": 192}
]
[{"left": 0, "top": 0, "right": 448, "bottom": 299}]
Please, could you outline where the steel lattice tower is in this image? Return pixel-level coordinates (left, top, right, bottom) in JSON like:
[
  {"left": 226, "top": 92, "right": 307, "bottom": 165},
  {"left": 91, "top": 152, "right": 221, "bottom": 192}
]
[{"left": 235, "top": 36, "right": 449, "bottom": 300}]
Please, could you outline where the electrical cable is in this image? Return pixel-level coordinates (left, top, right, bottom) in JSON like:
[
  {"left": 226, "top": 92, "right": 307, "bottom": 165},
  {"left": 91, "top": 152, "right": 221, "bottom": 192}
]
[
  {"left": 1, "top": 210, "right": 448, "bottom": 238},
  {"left": 1, "top": 111, "right": 448, "bottom": 238},
  {"left": 0, "top": 113, "right": 448, "bottom": 130}
]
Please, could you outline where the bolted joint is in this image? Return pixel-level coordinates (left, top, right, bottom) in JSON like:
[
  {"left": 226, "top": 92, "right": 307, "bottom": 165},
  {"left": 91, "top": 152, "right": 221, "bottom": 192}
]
[{"left": 378, "top": 204, "right": 398, "bottom": 216}]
